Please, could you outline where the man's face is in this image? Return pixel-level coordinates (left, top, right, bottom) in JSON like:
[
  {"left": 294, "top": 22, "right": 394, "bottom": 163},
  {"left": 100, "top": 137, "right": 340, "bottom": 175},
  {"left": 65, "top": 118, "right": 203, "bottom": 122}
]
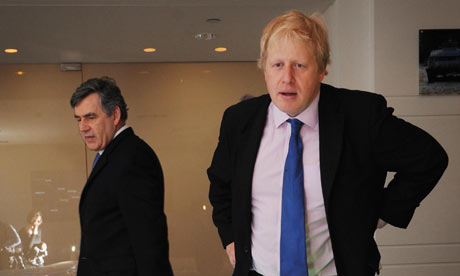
[
  {"left": 74, "top": 93, "right": 120, "bottom": 151},
  {"left": 264, "top": 37, "right": 326, "bottom": 117},
  {"left": 33, "top": 215, "right": 42, "bottom": 227}
]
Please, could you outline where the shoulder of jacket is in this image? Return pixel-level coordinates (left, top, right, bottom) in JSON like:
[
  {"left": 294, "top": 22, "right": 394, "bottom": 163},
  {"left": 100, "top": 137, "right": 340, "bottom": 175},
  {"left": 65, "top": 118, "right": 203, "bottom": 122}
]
[{"left": 321, "top": 83, "right": 386, "bottom": 105}]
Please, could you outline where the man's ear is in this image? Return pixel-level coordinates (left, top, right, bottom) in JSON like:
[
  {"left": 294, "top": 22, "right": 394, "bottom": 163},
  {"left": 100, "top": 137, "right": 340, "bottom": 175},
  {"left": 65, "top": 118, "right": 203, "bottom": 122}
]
[
  {"left": 113, "top": 106, "right": 121, "bottom": 126},
  {"left": 319, "top": 65, "right": 327, "bottom": 82}
]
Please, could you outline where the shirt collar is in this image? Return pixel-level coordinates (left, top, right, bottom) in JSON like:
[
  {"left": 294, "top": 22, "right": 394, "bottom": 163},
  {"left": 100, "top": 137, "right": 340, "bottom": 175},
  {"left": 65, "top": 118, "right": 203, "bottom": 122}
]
[{"left": 272, "top": 91, "right": 319, "bottom": 129}]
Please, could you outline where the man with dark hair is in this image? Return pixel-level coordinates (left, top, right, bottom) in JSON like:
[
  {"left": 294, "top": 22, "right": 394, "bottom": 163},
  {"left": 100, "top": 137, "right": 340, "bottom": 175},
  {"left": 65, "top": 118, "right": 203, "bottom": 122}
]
[
  {"left": 71, "top": 77, "right": 173, "bottom": 276},
  {"left": 208, "top": 10, "right": 448, "bottom": 276}
]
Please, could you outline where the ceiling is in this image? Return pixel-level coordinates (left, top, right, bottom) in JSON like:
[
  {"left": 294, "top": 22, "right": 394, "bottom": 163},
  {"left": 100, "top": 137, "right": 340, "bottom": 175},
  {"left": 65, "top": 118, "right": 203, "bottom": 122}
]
[
  {"left": 0, "top": 0, "right": 335, "bottom": 145},
  {"left": 0, "top": 0, "right": 335, "bottom": 64}
]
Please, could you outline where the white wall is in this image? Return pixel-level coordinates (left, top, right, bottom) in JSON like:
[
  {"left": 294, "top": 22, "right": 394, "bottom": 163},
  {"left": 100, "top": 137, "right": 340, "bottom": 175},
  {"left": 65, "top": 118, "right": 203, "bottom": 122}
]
[
  {"left": 323, "top": 0, "right": 375, "bottom": 91},
  {"left": 325, "top": 0, "right": 460, "bottom": 275}
]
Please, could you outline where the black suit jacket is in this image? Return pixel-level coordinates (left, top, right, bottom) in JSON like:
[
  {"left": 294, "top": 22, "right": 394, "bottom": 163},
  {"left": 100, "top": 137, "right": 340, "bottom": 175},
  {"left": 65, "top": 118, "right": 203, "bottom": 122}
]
[
  {"left": 208, "top": 83, "right": 448, "bottom": 276},
  {"left": 77, "top": 127, "right": 173, "bottom": 276}
]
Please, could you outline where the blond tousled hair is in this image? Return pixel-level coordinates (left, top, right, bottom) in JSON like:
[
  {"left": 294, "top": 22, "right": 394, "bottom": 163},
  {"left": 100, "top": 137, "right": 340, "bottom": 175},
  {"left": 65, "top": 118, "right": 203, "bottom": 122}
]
[{"left": 258, "top": 10, "right": 331, "bottom": 73}]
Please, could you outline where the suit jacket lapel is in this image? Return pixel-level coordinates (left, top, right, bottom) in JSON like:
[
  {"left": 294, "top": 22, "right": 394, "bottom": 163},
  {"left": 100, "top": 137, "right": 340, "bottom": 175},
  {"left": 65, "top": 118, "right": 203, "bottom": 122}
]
[
  {"left": 318, "top": 84, "right": 344, "bottom": 211},
  {"left": 79, "top": 127, "right": 134, "bottom": 215},
  {"left": 86, "top": 127, "right": 133, "bottom": 183},
  {"left": 236, "top": 95, "right": 271, "bottom": 227},
  {"left": 239, "top": 96, "right": 271, "bottom": 161}
]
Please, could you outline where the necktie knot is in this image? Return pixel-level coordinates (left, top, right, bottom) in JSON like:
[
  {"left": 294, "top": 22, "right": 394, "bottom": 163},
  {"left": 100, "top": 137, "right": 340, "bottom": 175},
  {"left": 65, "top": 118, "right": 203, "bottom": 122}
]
[{"left": 287, "top": 118, "right": 303, "bottom": 136}]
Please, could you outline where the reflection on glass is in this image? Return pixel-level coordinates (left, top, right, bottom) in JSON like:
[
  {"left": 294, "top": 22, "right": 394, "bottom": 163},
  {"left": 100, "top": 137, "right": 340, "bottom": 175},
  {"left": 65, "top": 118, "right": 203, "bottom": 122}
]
[
  {"left": 0, "top": 62, "right": 265, "bottom": 276},
  {"left": 0, "top": 64, "right": 83, "bottom": 275},
  {"left": 19, "top": 210, "right": 47, "bottom": 267}
]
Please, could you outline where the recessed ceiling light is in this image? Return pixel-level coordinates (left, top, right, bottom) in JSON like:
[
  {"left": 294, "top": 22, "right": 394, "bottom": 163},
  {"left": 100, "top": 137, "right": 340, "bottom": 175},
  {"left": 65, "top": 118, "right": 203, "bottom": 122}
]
[
  {"left": 60, "top": 63, "right": 81, "bottom": 72},
  {"left": 144, "top": 48, "right": 156, "bottom": 53},
  {"left": 214, "top": 47, "right": 227, "bottom": 52},
  {"left": 16, "top": 71, "right": 24, "bottom": 76},
  {"left": 4, "top": 48, "right": 18, "bottom": 54},
  {"left": 195, "top": 33, "right": 216, "bottom": 40}
]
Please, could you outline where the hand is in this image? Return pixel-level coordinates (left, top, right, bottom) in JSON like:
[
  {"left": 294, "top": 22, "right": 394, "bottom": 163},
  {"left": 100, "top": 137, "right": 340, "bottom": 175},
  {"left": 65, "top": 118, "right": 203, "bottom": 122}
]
[
  {"left": 377, "top": 219, "right": 387, "bottom": 229},
  {"left": 225, "top": 242, "right": 236, "bottom": 268}
]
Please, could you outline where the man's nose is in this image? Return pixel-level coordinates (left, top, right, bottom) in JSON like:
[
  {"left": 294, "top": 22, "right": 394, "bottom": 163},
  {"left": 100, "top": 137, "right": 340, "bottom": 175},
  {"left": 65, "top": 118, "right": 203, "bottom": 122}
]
[
  {"left": 282, "top": 66, "right": 294, "bottom": 84},
  {"left": 79, "top": 120, "right": 89, "bottom": 132}
]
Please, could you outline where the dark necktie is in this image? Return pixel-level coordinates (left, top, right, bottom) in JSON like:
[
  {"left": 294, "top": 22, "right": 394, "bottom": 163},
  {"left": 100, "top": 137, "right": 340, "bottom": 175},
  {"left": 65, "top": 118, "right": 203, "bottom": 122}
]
[
  {"left": 280, "top": 118, "right": 308, "bottom": 276},
  {"left": 92, "top": 153, "right": 101, "bottom": 169}
]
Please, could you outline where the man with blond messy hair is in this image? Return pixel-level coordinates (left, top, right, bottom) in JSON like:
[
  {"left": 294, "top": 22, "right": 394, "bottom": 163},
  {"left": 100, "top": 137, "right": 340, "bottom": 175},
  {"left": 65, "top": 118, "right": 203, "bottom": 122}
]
[{"left": 208, "top": 10, "right": 447, "bottom": 276}]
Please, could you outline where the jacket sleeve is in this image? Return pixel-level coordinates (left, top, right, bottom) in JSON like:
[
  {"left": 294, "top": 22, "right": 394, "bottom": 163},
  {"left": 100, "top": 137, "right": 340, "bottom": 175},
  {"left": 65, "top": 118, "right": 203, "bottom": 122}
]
[
  {"left": 117, "top": 146, "right": 173, "bottom": 276},
  {"left": 208, "top": 108, "right": 235, "bottom": 248},
  {"left": 370, "top": 95, "right": 448, "bottom": 228}
]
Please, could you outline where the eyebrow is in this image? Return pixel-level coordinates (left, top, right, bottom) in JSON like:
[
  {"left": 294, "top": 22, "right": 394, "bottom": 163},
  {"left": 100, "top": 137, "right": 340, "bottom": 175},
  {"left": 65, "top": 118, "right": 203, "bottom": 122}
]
[{"left": 74, "top": 112, "right": 97, "bottom": 119}]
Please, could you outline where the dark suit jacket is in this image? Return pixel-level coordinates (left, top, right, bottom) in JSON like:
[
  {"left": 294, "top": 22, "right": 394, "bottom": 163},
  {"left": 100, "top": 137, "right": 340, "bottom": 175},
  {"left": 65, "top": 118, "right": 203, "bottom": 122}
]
[
  {"left": 77, "top": 127, "right": 173, "bottom": 276},
  {"left": 208, "top": 83, "right": 448, "bottom": 276}
]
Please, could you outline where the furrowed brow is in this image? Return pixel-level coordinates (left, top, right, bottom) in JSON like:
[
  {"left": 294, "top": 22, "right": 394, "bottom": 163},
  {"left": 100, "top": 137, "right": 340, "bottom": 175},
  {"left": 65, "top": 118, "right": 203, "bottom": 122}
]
[
  {"left": 74, "top": 112, "right": 97, "bottom": 119},
  {"left": 83, "top": 112, "right": 97, "bottom": 118}
]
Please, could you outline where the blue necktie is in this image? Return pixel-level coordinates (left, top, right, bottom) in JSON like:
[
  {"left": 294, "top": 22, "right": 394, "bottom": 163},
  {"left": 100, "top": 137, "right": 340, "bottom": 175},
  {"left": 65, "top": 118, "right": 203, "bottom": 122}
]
[
  {"left": 92, "top": 153, "right": 101, "bottom": 169},
  {"left": 280, "top": 118, "right": 308, "bottom": 276}
]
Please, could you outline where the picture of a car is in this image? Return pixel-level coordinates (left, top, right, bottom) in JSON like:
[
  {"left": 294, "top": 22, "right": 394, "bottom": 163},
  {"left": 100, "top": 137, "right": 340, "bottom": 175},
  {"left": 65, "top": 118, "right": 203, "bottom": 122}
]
[{"left": 426, "top": 47, "right": 460, "bottom": 83}]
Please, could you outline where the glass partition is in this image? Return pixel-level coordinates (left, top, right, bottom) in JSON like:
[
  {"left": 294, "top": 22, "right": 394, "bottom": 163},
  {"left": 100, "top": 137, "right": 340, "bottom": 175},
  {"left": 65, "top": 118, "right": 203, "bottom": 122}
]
[
  {"left": 0, "top": 62, "right": 266, "bottom": 275},
  {"left": 0, "top": 64, "right": 84, "bottom": 274}
]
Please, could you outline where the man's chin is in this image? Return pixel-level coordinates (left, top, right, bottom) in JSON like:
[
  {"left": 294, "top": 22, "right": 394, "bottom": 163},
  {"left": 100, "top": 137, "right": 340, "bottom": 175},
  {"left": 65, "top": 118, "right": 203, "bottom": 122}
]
[
  {"left": 273, "top": 102, "right": 301, "bottom": 117},
  {"left": 85, "top": 144, "right": 100, "bottom": 152},
  {"left": 280, "top": 107, "right": 302, "bottom": 117}
]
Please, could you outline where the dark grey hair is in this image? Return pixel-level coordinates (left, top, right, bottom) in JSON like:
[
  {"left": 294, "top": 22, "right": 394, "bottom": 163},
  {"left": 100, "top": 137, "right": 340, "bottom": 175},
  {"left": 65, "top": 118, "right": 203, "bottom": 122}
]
[{"left": 70, "top": 76, "right": 128, "bottom": 121}]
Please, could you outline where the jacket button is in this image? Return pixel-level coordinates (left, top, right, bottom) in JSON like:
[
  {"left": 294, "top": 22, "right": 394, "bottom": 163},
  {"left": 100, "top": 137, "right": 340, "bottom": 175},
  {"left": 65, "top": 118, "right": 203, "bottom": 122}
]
[{"left": 244, "top": 247, "right": 249, "bottom": 253}]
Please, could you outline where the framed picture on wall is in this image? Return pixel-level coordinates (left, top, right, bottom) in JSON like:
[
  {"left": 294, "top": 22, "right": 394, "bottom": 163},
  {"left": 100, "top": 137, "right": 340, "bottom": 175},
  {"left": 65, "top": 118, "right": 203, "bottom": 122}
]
[{"left": 419, "top": 29, "right": 460, "bottom": 95}]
